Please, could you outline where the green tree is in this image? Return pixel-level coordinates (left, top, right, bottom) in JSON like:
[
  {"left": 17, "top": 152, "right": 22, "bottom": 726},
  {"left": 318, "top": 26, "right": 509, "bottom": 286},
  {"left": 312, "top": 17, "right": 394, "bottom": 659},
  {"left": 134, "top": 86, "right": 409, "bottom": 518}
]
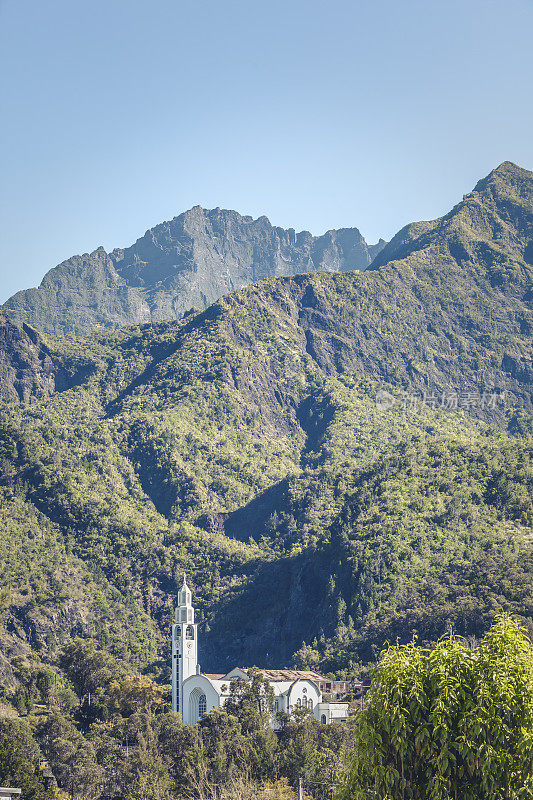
[
  {"left": 337, "top": 615, "right": 533, "bottom": 800},
  {"left": 0, "top": 719, "right": 47, "bottom": 800},
  {"left": 37, "top": 712, "right": 102, "bottom": 798},
  {"left": 224, "top": 669, "right": 276, "bottom": 733},
  {"left": 123, "top": 714, "right": 171, "bottom": 800},
  {"left": 103, "top": 674, "right": 165, "bottom": 718},
  {"left": 0, "top": 585, "right": 10, "bottom": 609},
  {"left": 256, "top": 777, "right": 302, "bottom": 800},
  {"left": 213, "top": 671, "right": 278, "bottom": 782},
  {"left": 194, "top": 708, "right": 251, "bottom": 787},
  {"left": 277, "top": 710, "right": 351, "bottom": 787},
  {"left": 35, "top": 668, "right": 55, "bottom": 704},
  {"left": 59, "top": 639, "right": 126, "bottom": 697}
]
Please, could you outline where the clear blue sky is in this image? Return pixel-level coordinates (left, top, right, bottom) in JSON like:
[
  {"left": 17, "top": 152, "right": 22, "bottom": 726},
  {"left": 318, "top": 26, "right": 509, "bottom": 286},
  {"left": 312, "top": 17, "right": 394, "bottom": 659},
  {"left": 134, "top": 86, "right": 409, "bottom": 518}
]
[{"left": 1, "top": 0, "right": 532, "bottom": 302}]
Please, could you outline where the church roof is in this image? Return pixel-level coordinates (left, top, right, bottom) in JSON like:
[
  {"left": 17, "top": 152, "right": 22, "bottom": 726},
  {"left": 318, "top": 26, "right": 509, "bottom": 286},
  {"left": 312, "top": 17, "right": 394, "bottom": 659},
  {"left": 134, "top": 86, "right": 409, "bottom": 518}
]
[{"left": 244, "top": 669, "right": 329, "bottom": 683}]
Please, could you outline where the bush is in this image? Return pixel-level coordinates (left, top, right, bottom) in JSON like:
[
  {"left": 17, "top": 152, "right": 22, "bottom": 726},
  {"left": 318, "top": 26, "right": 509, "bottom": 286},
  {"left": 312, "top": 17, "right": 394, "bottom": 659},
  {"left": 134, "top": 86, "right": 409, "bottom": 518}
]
[{"left": 337, "top": 615, "right": 533, "bottom": 800}]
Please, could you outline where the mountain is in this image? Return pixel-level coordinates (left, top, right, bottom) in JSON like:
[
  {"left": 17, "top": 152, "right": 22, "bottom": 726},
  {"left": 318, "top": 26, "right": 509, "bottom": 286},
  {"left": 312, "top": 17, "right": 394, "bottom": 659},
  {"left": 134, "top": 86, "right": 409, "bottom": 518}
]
[
  {"left": 372, "top": 160, "right": 533, "bottom": 286},
  {"left": 2, "top": 207, "right": 386, "bottom": 337},
  {"left": 0, "top": 162, "right": 532, "bottom": 689},
  {"left": 0, "top": 311, "right": 67, "bottom": 403}
]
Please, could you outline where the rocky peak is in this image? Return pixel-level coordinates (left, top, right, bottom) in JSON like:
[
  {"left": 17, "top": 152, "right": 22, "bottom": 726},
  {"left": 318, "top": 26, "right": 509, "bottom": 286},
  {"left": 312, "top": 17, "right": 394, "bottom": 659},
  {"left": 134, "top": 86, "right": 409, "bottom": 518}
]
[
  {"left": 473, "top": 160, "right": 533, "bottom": 196},
  {"left": 370, "top": 161, "right": 533, "bottom": 280},
  {"left": 3, "top": 207, "right": 385, "bottom": 336}
]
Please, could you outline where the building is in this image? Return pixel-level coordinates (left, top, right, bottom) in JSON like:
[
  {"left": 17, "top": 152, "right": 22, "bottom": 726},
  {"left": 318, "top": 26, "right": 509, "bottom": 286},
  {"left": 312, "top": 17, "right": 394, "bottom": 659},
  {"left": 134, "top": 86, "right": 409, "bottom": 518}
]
[
  {"left": 0, "top": 790, "right": 22, "bottom": 800},
  {"left": 171, "top": 576, "right": 349, "bottom": 727}
]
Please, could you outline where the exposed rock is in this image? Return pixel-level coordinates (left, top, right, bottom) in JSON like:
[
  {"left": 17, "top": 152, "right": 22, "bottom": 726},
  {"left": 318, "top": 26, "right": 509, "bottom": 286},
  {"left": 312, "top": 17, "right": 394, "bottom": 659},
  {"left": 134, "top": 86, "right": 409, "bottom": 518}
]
[
  {"left": 0, "top": 311, "right": 65, "bottom": 402},
  {"left": 3, "top": 208, "right": 385, "bottom": 336}
]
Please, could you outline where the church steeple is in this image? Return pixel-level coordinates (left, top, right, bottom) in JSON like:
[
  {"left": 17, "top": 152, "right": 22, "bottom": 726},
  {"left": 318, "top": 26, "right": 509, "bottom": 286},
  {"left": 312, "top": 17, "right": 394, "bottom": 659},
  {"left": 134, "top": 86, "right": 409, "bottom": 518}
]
[
  {"left": 172, "top": 574, "right": 198, "bottom": 715},
  {"left": 176, "top": 574, "right": 194, "bottom": 623}
]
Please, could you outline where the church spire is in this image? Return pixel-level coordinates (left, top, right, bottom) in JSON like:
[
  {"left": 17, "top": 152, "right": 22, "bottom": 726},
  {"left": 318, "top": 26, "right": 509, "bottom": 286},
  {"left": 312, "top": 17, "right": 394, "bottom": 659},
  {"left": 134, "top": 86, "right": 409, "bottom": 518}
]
[
  {"left": 172, "top": 575, "right": 198, "bottom": 716},
  {"left": 176, "top": 574, "right": 194, "bottom": 620}
]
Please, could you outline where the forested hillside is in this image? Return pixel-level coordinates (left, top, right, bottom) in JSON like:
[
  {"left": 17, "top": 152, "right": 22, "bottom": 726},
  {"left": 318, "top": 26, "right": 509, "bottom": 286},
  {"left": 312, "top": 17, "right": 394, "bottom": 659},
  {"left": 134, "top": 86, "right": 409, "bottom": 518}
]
[{"left": 0, "top": 161, "right": 532, "bottom": 695}]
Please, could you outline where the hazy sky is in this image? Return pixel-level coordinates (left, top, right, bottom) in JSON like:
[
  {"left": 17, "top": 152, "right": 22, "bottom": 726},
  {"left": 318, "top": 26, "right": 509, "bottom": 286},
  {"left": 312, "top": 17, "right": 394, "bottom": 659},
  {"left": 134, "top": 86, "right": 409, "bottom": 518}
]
[{"left": 1, "top": 0, "right": 532, "bottom": 302}]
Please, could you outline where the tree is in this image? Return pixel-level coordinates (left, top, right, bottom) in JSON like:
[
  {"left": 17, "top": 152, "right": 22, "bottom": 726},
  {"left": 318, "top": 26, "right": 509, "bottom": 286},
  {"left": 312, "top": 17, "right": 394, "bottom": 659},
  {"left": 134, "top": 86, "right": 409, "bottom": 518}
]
[
  {"left": 59, "top": 639, "right": 126, "bottom": 697},
  {"left": 194, "top": 708, "right": 251, "bottom": 788},
  {"left": 256, "top": 778, "right": 302, "bottom": 800},
  {"left": 337, "top": 615, "right": 533, "bottom": 800},
  {"left": 35, "top": 668, "right": 55, "bottom": 705},
  {"left": 276, "top": 710, "right": 351, "bottom": 787},
  {"left": 0, "top": 585, "right": 10, "bottom": 609},
  {"left": 37, "top": 712, "right": 102, "bottom": 798},
  {"left": 224, "top": 669, "right": 276, "bottom": 733},
  {"left": 0, "top": 719, "right": 47, "bottom": 800},
  {"left": 124, "top": 721, "right": 171, "bottom": 800},
  {"left": 104, "top": 674, "right": 165, "bottom": 717}
]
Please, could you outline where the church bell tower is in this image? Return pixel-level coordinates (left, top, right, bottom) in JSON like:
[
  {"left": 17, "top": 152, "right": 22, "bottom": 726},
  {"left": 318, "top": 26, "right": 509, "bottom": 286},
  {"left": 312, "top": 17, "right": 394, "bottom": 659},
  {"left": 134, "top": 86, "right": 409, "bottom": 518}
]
[{"left": 172, "top": 575, "right": 198, "bottom": 715}]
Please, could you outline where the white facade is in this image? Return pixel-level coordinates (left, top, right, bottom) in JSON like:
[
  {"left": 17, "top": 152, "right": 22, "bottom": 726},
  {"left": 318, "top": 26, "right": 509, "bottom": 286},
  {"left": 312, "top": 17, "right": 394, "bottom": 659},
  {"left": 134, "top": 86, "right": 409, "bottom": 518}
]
[
  {"left": 0, "top": 791, "right": 22, "bottom": 800},
  {"left": 171, "top": 576, "right": 198, "bottom": 717},
  {"left": 172, "top": 578, "right": 349, "bottom": 727}
]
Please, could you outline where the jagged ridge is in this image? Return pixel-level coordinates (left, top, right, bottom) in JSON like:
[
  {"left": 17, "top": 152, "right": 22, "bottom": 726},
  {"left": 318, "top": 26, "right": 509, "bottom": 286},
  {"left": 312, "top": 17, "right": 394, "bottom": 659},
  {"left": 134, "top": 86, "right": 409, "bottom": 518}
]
[
  {"left": 3, "top": 207, "right": 386, "bottom": 336},
  {"left": 0, "top": 161, "right": 532, "bottom": 678}
]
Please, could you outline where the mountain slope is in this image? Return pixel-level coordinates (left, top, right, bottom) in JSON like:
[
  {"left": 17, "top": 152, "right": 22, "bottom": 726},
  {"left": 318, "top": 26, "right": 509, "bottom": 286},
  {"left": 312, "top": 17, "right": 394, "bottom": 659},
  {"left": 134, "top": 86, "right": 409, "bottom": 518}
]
[
  {"left": 372, "top": 161, "right": 533, "bottom": 288},
  {"left": 0, "top": 161, "right": 532, "bottom": 683},
  {"left": 203, "top": 435, "right": 533, "bottom": 671},
  {"left": 3, "top": 207, "right": 385, "bottom": 336},
  {"left": 0, "top": 311, "right": 68, "bottom": 403}
]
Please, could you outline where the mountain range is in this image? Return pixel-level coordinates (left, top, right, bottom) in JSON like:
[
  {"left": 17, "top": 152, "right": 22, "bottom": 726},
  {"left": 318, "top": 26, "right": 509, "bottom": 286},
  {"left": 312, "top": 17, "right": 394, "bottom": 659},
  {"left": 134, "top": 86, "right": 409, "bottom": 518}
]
[
  {"left": 0, "top": 160, "right": 532, "bottom": 689},
  {"left": 3, "top": 207, "right": 386, "bottom": 336}
]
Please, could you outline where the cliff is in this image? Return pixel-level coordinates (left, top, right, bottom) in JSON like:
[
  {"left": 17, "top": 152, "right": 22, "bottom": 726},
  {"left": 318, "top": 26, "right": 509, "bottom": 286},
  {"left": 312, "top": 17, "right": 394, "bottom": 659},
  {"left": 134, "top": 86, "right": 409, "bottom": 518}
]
[{"left": 3, "top": 207, "right": 385, "bottom": 336}]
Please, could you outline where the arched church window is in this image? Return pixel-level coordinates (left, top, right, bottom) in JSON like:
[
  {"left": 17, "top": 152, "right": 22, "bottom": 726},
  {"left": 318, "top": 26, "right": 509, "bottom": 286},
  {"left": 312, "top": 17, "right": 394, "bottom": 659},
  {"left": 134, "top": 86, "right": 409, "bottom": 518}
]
[
  {"left": 296, "top": 698, "right": 302, "bottom": 708},
  {"left": 198, "top": 694, "right": 206, "bottom": 717},
  {"left": 308, "top": 698, "right": 313, "bottom": 710},
  {"left": 186, "top": 625, "right": 194, "bottom": 640},
  {"left": 321, "top": 714, "right": 327, "bottom": 724}
]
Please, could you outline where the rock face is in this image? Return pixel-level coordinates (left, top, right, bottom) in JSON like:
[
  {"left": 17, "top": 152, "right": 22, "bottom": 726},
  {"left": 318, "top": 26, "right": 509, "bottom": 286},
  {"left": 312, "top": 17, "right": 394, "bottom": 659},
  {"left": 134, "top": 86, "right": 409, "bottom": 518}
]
[
  {"left": 0, "top": 311, "right": 66, "bottom": 402},
  {"left": 3, "top": 207, "right": 386, "bottom": 336}
]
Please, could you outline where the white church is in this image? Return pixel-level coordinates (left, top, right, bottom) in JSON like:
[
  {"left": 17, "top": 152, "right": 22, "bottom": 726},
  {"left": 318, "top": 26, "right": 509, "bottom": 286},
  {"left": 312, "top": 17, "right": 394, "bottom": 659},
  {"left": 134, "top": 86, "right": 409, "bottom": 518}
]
[{"left": 172, "top": 576, "right": 349, "bottom": 727}]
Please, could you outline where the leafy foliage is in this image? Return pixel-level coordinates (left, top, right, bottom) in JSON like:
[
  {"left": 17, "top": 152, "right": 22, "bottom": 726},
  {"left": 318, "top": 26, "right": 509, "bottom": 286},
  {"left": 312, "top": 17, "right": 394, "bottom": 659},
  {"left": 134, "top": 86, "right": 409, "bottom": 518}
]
[
  {"left": 224, "top": 669, "right": 276, "bottom": 733},
  {"left": 0, "top": 719, "right": 47, "bottom": 800},
  {"left": 337, "top": 616, "right": 533, "bottom": 800}
]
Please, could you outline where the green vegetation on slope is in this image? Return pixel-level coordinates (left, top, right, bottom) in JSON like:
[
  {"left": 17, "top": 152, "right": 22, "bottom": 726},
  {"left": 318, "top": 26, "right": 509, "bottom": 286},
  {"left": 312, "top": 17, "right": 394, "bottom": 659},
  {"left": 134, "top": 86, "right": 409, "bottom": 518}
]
[
  {"left": 204, "top": 434, "right": 533, "bottom": 672},
  {"left": 0, "top": 161, "right": 531, "bottom": 686}
]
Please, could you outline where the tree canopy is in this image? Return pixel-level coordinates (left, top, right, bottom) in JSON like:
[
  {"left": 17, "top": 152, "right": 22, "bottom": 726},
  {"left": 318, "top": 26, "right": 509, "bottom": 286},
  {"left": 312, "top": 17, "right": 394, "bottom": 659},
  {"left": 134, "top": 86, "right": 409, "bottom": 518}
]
[{"left": 338, "top": 615, "right": 533, "bottom": 800}]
